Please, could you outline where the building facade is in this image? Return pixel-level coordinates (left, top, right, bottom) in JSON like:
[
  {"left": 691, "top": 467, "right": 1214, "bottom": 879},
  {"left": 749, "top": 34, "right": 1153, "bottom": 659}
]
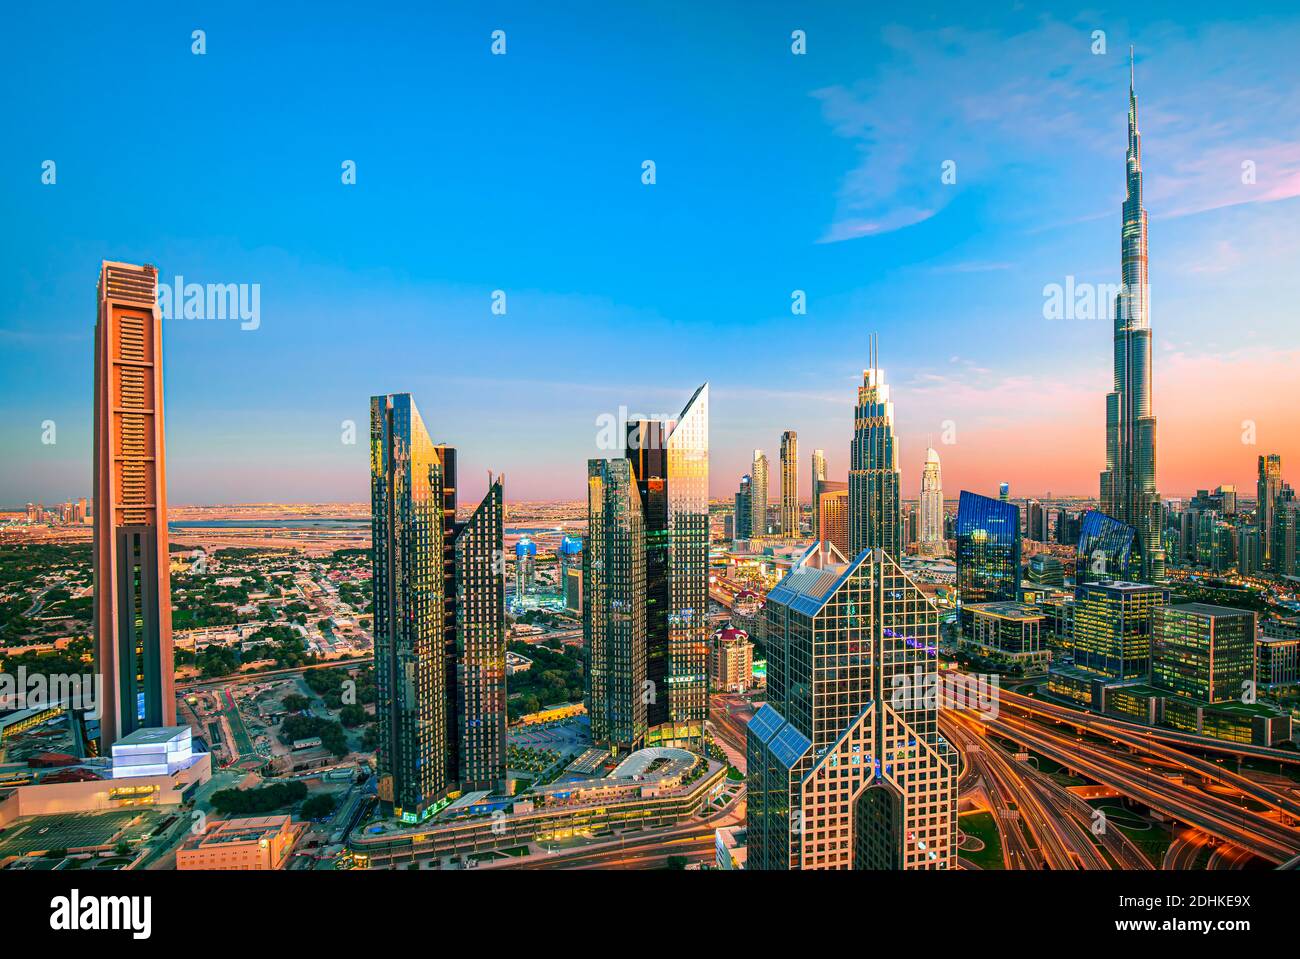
[
  {"left": 811, "top": 448, "right": 827, "bottom": 541},
  {"left": 817, "top": 484, "right": 849, "bottom": 558},
  {"left": 849, "top": 336, "right": 903, "bottom": 560},
  {"left": 734, "top": 474, "right": 753, "bottom": 542},
  {"left": 93, "top": 261, "right": 176, "bottom": 750},
  {"left": 918, "top": 447, "right": 944, "bottom": 557},
  {"left": 586, "top": 385, "right": 709, "bottom": 753},
  {"left": 1099, "top": 53, "right": 1165, "bottom": 582},
  {"left": 371, "top": 394, "right": 508, "bottom": 820},
  {"left": 954, "top": 491, "right": 1021, "bottom": 635},
  {"left": 780, "top": 430, "right": 798, "bottom": 537},
  {"left": 746, "top": 544, "right": 957, "bottom": 870},
  {"left": 751, "top": 450, "right": 769, "bottom": 538},
  {"left": 1152, "top": 603, "right": 1254, "bottom": 705},
  {"left": 1072, "top": 580, "right": 1167, "bottom": 681}
]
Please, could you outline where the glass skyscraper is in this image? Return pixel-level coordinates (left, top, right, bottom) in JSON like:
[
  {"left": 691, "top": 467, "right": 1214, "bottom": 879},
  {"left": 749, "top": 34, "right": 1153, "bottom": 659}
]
[
  {"left": 811, "top": 448, "right": 827, "bottom": 541},
  {"left": 585, "top": 384, "right": 709, "bottom": 753},
  {"left": 455, "top": 476, "right": 508, "bottom": 793},
  {"left": 746, "top": 544, "right": 957, "bottom": 870},
  {"left": 1100, "top": 51, "right": 1165, "bottom": 582},
  {"left": 780, "top": 430, "right": 798, "bottom": 537},
  {"left": 734, "top": 474, "right": 753, "bottom": 542},
  {"left": 955, "top": 491, "right": 1021, "bottom": 635},
  {"left": 849, "top": 335, "right": 902, "bottom": 560},
  {"left": 1074, "top": 509, "right": 1138, "bottom": 591},
  {"left": 371, "top": 394, "right": 508, "bottom": 820},
  {"left": 1258, "top": 454, "right": 1283, "bottom": 566}
]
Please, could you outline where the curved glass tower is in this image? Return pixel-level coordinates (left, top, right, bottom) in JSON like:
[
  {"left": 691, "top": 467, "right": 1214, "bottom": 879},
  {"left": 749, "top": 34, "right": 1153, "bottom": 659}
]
[{"left": 1100, "top": 50, "right": 1165, "bottom": 582}]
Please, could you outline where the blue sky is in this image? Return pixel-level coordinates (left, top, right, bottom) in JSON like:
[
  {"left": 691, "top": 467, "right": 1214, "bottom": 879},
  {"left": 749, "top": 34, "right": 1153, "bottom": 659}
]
[{"left": 2, "top": 1, "right": 1298, "bottom": 506}]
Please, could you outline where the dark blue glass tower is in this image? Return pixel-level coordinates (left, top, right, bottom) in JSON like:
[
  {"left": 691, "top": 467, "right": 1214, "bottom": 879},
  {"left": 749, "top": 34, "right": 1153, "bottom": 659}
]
[
  {"left": 1074, "top": 509, "right": 1138, "bottom": 592},
  {"left": 955, "top": 491, "right": 1022, "bottom": 635}
]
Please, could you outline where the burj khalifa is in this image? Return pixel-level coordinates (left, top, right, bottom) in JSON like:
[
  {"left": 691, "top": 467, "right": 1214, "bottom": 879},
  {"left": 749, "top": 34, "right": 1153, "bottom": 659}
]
[{"left": 1100, "top": 49, "right": 1165, "bottom": 582}]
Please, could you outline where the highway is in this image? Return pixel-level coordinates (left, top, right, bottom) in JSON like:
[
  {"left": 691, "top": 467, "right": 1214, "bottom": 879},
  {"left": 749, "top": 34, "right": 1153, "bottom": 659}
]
[
  {"left": 992, "top": 686, "right": 1300, "bottom": 823},
  {"left": 962, "top": 703, "right": 1300, "bottom": 863}
]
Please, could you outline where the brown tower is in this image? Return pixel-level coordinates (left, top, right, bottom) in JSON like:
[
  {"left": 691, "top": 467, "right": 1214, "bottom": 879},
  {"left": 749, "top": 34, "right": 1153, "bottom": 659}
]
[{"left": 93, "top": 261, "right": 175, "bottom": 749}]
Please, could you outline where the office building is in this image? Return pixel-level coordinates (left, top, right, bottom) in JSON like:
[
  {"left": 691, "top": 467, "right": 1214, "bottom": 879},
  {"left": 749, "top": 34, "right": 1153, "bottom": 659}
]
[
  {"left": 93, "top": 261, "right": 176, "bottom": 750},
  {"left": 514, "top": 536, "right": 537, "bottom": 600},
  {"left": 751, "top": 450, "right": 769, "bottom": 538},
  {"left": 918, "top": 447, "right": 944, "bottom": 557},
  {"left": 849, "top": 335, "right": 902, "bottom": 559},
  {"left": 746, "top": 544, "right": 957, "bottom": 870},
  {"left": 1275, "top": 500, "right": 1300, "bottom": 577},
  {"left": 1152, "top": 603, "right": 1254, "bottom": 705},
  {"left": 1236, "top": 526, "right": 1262, "bottom": 575},
  {"left": 965, "top": 602, "right": 1047, "bottom": 663},
  {"left": 811, "top": 449, "right": 827, "bottom": 540},
  {"left": 734, "top": 474, "right": 753, "bottom": 542},
  {"left": 1028, "top": 555, "right": 1065, "bottom": 587},
  {"left": 586, "top": 385, "right": 709, "bottom": 754},
  {"left": 1258, "top": 454, "right": 1283, "bottom": 566},
  {"left": 1257, "top": 621, "right": 1299, "bottom": 688},
  {"left": 816, "top": 483, "right": 849, "bottom": 557},
  {"left": 455, "top": 477, "right": 508, "bottom": 793},
  {"left": 1075, "top": 510, "right": 1138, "bottom": 591},
  {"left": 585, "top": 458, "right": 647, "bottom": 753},
  {"left": 1072, "top": 580, "right": 1167, "bottom": 681},
  {"left": 780, "top": 430, "right": 798, "bottom": 537},
  {"left": 955, "top": 491, "right": 1021, "bottom": 635},
  {"left": 1099, "top": 53, "right": 1165, "bottom": 582},
  {"left": 371, "top": 393, "right": 508, "bottom": 820}
]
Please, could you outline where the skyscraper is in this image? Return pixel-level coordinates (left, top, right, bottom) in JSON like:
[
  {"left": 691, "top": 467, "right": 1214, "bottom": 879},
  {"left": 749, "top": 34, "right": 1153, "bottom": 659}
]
[
  {"left": 816, "top": 483, "right": 849, "bottom": 557},
  {"left": 585, "top": 458, "right": 647, "bottom": 753},
  {"left": 586, "top": 385, "right": 709, "bottom": 753},
  {"left": 918, "top": 447, "right": 944, "bottom": 557},
  {"left": 1100, "top": 51, "right": 1165, "bottom": 583},
  {"left": 849, "top": 335, "right": 902, "bottom": 559},
  {"left": 93, "top": 261, "right": 175, "bottom": 750},
  {"left": 751, "top": 449, "right": 769, "bottom": 538},
  {"left": 514, "top": 536, "right": 537, "bottom": 601},
  {"left": 780, "top": 430, "right": 798, "bottom": 537},
  {"left": 747, "top": 544, "right": 957, "bottom": 870},
  {"left": 1258, "top": 454, "right": 1283, "bottom": 565},
  {"left": 370, "top": 394, "right": 508, "bottom": 820},
  {"left": 734, "top": 474, "right": 753, "bottom": 542},
  {"left": 1075, "top": 509, "right": 1138, "bottom": 591},
  {"left": 955, "top": 491, "right": 1021, "bottom": 636},
  {"left": 456, "top": 476, "right": 508, "bottom": 793},
  {"left": 810, "top": 448, "right": 827, "bottom": 538}
]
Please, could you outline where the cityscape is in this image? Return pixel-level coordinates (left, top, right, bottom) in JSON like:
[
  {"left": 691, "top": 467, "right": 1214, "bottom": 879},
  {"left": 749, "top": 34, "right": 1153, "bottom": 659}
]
[{"left": 1, "top": 0, "right": 1297, "bottom": 941}]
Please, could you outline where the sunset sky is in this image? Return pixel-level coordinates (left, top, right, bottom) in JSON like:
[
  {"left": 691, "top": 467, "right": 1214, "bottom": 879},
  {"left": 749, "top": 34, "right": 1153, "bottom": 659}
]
[{"left": 2, "top": 1, "right": 1297, "bottom": 507}]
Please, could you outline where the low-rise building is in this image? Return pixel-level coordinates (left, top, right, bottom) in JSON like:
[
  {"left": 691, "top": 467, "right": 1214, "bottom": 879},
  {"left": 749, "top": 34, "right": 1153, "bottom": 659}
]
[{"left": 176, "top": 815, "right": 298, "bottom": 870}]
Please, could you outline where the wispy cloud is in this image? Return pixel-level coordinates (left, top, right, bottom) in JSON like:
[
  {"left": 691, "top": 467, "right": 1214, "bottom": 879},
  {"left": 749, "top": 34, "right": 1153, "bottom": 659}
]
[{"left": 813, "top": 16, "right": 1300, "bottom": 243}]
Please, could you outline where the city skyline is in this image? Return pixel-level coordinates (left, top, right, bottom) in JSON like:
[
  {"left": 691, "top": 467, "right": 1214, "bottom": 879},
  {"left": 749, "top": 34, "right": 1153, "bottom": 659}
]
[
  {"left": 2, "top": 4, "right": 1300, "bottom": 900},
  {"left": 4, "top": 4, "right": 1300, "bottom": 507}
]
